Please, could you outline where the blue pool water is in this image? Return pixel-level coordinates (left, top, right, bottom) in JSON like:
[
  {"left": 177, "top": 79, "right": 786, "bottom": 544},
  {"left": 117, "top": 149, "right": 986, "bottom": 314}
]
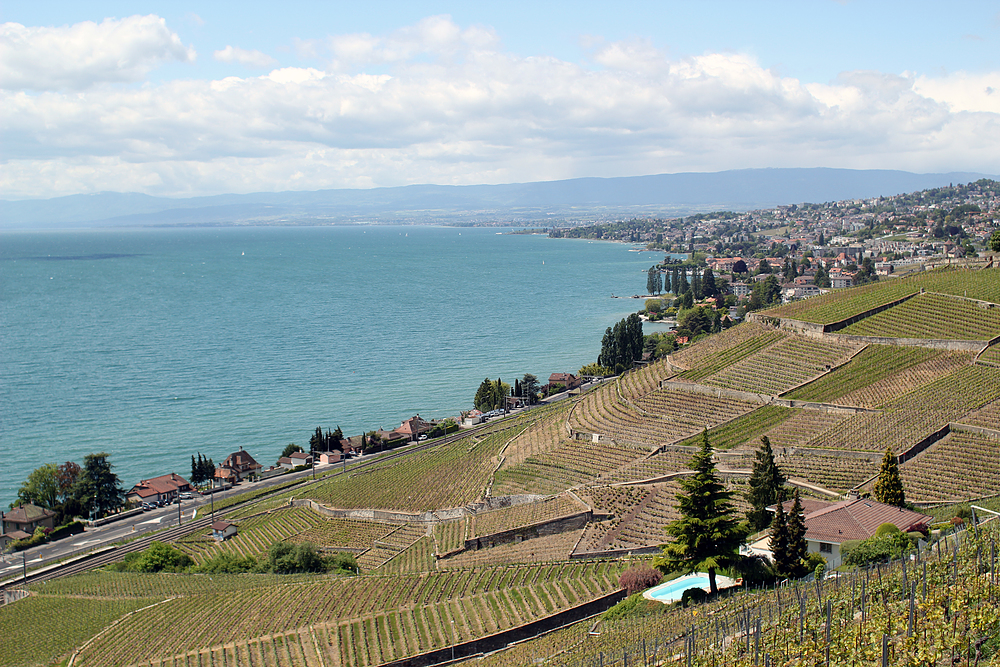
[{"left": 645, "top": 574, "right": 713, "bottom": 602}]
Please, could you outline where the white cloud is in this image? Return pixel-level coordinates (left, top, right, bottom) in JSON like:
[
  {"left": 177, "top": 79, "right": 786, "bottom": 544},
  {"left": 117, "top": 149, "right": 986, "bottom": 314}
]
[
  {"left": 327, "top": 15, "right": 500, "bottom": 69},
  {"left": 214, "top": 45, "right": 277, "bottom": 69},
  {"left": 1, "top": 16, "right": 999, "bottom": 199},
  {"left": 0, "top": 15, "right": 195, "bottom": 91}
]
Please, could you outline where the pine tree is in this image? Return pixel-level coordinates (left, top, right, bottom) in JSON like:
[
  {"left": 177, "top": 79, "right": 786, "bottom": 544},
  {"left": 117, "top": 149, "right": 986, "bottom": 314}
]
[
  {"left": 655, "top": 270, "right": 663, "bottom": 295},
  {"left": 786, "top": 489, "right": 808, "bottom": 577},
  {"left": 654, "top": 430, "right": 747, "bottom": 595},
  {"left": 672, "top": 267, "right": 680, "bottom": 295},
  {"left": 191, "top": 455, "right": 199, "bottom": 484},
  {"left": 768, "top": 502, "right": 790, "bottom": 577},
  {"left": 745, "top": 436, "right": 787, "bottom": 532},
  {"left": 647, "top": 266, "right": 656, "bottom": 295},
  {"left": 663, "top": 271, "right": 671, "bottom": 294},
  {"left": 873, "top": 447, "right": 906, "bottom": 507}
]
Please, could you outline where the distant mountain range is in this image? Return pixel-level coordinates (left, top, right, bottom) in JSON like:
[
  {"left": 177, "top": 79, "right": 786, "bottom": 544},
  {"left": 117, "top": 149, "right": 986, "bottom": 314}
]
[{"left": 2, "top": 168, "right": 996, "bottom": 229}]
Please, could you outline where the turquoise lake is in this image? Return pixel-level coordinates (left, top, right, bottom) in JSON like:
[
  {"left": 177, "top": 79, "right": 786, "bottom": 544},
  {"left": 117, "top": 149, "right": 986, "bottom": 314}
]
[{"left": 0, "top": 225, "right": 665, "bottom": 507}]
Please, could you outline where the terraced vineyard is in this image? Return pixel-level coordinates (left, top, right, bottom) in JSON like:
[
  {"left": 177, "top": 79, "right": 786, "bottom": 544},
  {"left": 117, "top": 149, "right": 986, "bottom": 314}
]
[
  {"left": 11, "top": 263, "right": 1000, "bottom": 667},
  {"left": 842, "top": 292, "right": 1000, "bottom": 340},
  {"left": 675, "top": 405, "right": 793, "bottom": 450},
  {"left": 569, "top": 379, "right": 758, "bottom": 447},
  {"left": 980, "top": 343, "right": 1000, "bottom": 366},
  {"left": 602, "top": 448, "right": 698, "bottom": 483},
  {"left": 899, "top": 430, "right": 1000, "bottom": 501},
  {"left": 65, "top": 561, "right": 623, "bottom": 667},
  {"left": 701, "top": 335, "right": 858, "bottom": 396},
  {"left": 836, "top": 350, "right": 971, "bottom": 408},
  {"left": 469, "top": 494, "right": 587, "bottom": 537},
  {"left": 775, "top": 452, "right": 879, "bottom": 492},
  {"left": 962, "top": 397, "right": 1000, "bottom": 430},
  {"left": 175, "top": 507, "right": 325, "bottom": 564},
  {"left": 301, "top": 424, "right": 525, "bottom": 511},
  {"left": 805, "top": 363, "right": 1000, "bottom": 452},
  {"left": 782, "top": 344, "right": 939, "bottom": 403},
  {"left": 672, "top": 322, "right": 785, "bottom": 380},
  {"left": 758, "top": 409, "right": 850, "bottom": 450},
  {"left": 617, "top": 359, "right": 673, "bottom": 401},
  {"left": 906, "top": 265, "right": 1000, "bottom": 303},
  {"left": 764, "top": 278, "right": 919, "bottom": 324},
  {"left": 492, "top": 438, "right": 647, "bottom": 496},
  {"left": 439, "top": 530, "right": 585, "bottom": 568},
  {"left": 289, "top": 517, "right": 401, "bottom": 550}
]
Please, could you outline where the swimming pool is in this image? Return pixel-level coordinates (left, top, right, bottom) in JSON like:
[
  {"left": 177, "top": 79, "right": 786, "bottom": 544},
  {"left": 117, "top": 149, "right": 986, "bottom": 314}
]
[{"left": 643, "top": 572, "right": 736, "bottom": 603}]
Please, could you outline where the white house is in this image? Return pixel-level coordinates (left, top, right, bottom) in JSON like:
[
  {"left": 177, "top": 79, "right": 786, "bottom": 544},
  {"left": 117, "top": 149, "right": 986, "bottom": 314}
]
[{"left": 749, "top": 498, "right": 932, "bottom": 569}]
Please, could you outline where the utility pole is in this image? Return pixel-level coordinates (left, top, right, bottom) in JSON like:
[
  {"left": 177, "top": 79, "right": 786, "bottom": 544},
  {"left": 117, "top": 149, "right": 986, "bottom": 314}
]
[{"left": 177, "top": 498, "right": 182, "bottom": 526}]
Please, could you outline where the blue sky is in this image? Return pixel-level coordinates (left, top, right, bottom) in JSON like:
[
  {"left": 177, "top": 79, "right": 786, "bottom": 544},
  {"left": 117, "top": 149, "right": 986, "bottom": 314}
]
[{"left": 2, "top": 1, "right": 999, "bottom": 198}]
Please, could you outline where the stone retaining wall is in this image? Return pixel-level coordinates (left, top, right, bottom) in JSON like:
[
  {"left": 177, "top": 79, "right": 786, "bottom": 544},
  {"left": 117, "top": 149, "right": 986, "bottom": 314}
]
[
  {"left": 378, "top": 589, "right": 627, "bottom": 667},
  {"left": 464, "top": 511, "right": 592, "bottom": 551}
]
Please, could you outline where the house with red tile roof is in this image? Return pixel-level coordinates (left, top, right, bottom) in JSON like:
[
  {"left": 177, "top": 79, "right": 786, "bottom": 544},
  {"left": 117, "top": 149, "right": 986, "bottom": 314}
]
[
  {"left": 748, "top": 498, "right": 932, "bottom": 569},
  {"left": 215, "top": 448, "right": 263, "bottom": 483},
  {"left": 126, "top": 473, "right": 194, "bottom": 505},
  {"left": 395, "top": 415, "right": 433, "bottom": 442}
]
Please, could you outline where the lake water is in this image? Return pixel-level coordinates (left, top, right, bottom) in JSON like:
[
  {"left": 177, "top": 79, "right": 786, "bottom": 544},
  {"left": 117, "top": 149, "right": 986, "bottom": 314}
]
[{"left": 0, "top": 226, "right": 664, "bottom": 507}]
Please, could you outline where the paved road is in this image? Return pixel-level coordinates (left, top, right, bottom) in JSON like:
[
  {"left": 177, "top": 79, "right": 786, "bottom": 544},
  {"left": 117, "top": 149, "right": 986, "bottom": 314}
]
[{"left": 0, "top": 416, "right": 511, "bottom": 584}]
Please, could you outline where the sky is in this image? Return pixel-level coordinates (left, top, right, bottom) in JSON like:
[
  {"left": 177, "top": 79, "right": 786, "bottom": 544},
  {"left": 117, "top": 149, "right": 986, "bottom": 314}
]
[{"left": 2, "top": 1, "right": 999, "bottom": 200}]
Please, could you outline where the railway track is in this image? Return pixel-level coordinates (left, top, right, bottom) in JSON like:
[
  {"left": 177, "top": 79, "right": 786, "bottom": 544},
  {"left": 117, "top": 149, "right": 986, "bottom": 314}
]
[{"left": 2, "top": 415, "right": 510, "bottom": 589}]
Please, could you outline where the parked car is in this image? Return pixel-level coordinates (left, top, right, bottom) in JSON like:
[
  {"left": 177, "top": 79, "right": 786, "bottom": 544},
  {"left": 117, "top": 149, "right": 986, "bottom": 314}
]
[{"left": 178, "top": 492, "right": 193, "bottom": 500}]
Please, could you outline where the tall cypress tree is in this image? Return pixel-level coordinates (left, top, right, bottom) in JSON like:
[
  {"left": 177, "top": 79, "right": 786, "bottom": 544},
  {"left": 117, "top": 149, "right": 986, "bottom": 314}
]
[
  {"left": 647, "top": 267, "right": 656, "bottom": 295},
  {"left": 768, "top": 502, "right": 790, "bottom": 577},
  {"left": 786, "top": 489, "right": 808, "bottom": 577},
  {"left": 655, "top": 430, "right": 747, "bottom": 595},
  {"left": 745, "top": 436, "right": 787, "bottom": 532},
  {"left": 672, "top": 267, "right": 680, "bottom": 295},
  {"left": 873, "top": 447, "right": 906, "bottom": 507},
  {"left": 191, "top": 455, "right": 199, "bottom": 484},
  {"left": 663, "top": 271, "right": 671, "bottom": 295}
]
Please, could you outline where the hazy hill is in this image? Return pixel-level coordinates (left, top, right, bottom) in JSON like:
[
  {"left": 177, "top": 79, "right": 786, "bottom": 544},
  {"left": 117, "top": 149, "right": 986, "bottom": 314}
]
[{"left": 1, "top": 168, "right": 994, "bottom": 229}]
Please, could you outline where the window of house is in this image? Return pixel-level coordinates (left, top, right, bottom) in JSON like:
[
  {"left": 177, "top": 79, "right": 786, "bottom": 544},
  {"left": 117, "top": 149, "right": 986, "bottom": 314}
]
[{"left": 819, "top": 542, "right": 833, "bottom": 554}]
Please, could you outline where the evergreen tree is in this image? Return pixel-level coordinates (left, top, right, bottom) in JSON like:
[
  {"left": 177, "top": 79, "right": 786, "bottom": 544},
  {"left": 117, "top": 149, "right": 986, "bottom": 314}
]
[
  {"left": 679, "top": 270, "right": 690, "bottom": 294},
  {"left": 73, "top": 452, "right": 124, "bottom": 518},
  {"left": 818, "top": 231, "right": 825, "bottom": 246},
  {"left": 691, "top": 270, "right": 702, "bottom": 300},
  {"left": 873, "top": 447, "right": 906, "bottom": 507},
  {"left": 663, "top": 271, "right": 672, "bottom": 294},
  {"left": 786, "top": 489, "right": 808, "bottom": 577},
  {"left": 745, "top": 436, "right": 787, "bottom": 532},
  {"left": 702, "top": 267, "right": 717, "bottom": 299},
  {"left": 326, "top": 426, "right": 344, "bottom": 451},
  {"left": 672, "top": 267, "right": 680, "bottom": 295},
  {"left": 647, "top": 266, "right": 657, "bottom": 295},
  {"left": 191, "top": 455, "right": 199, "bottom": 484},
  {"left": 768, "top": 502, "right": 791, "bottom": 576},
  {"left": 309, "top": 427, "right": 323, "bottom": 454},
  {"left": 654, "top": 430, "right": 747, "bottom": 595},
  {"left": 598, "top": 314, "right": 643, "bottom": 374},
  {"left": 655, "top": 270, "right": 663, "bottom": 295},
  {"left": 681, "top": 288, "right": 694, "bottom": 309}
]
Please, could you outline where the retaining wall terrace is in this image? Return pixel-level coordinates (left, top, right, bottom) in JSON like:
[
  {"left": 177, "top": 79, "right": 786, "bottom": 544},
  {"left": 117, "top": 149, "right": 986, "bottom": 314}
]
[
  {"left": 464, "top": 511, "right": 592, "bottom": 551},
  {"left": 379, "top": 589, "right": 628, "bottom": 667}
]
